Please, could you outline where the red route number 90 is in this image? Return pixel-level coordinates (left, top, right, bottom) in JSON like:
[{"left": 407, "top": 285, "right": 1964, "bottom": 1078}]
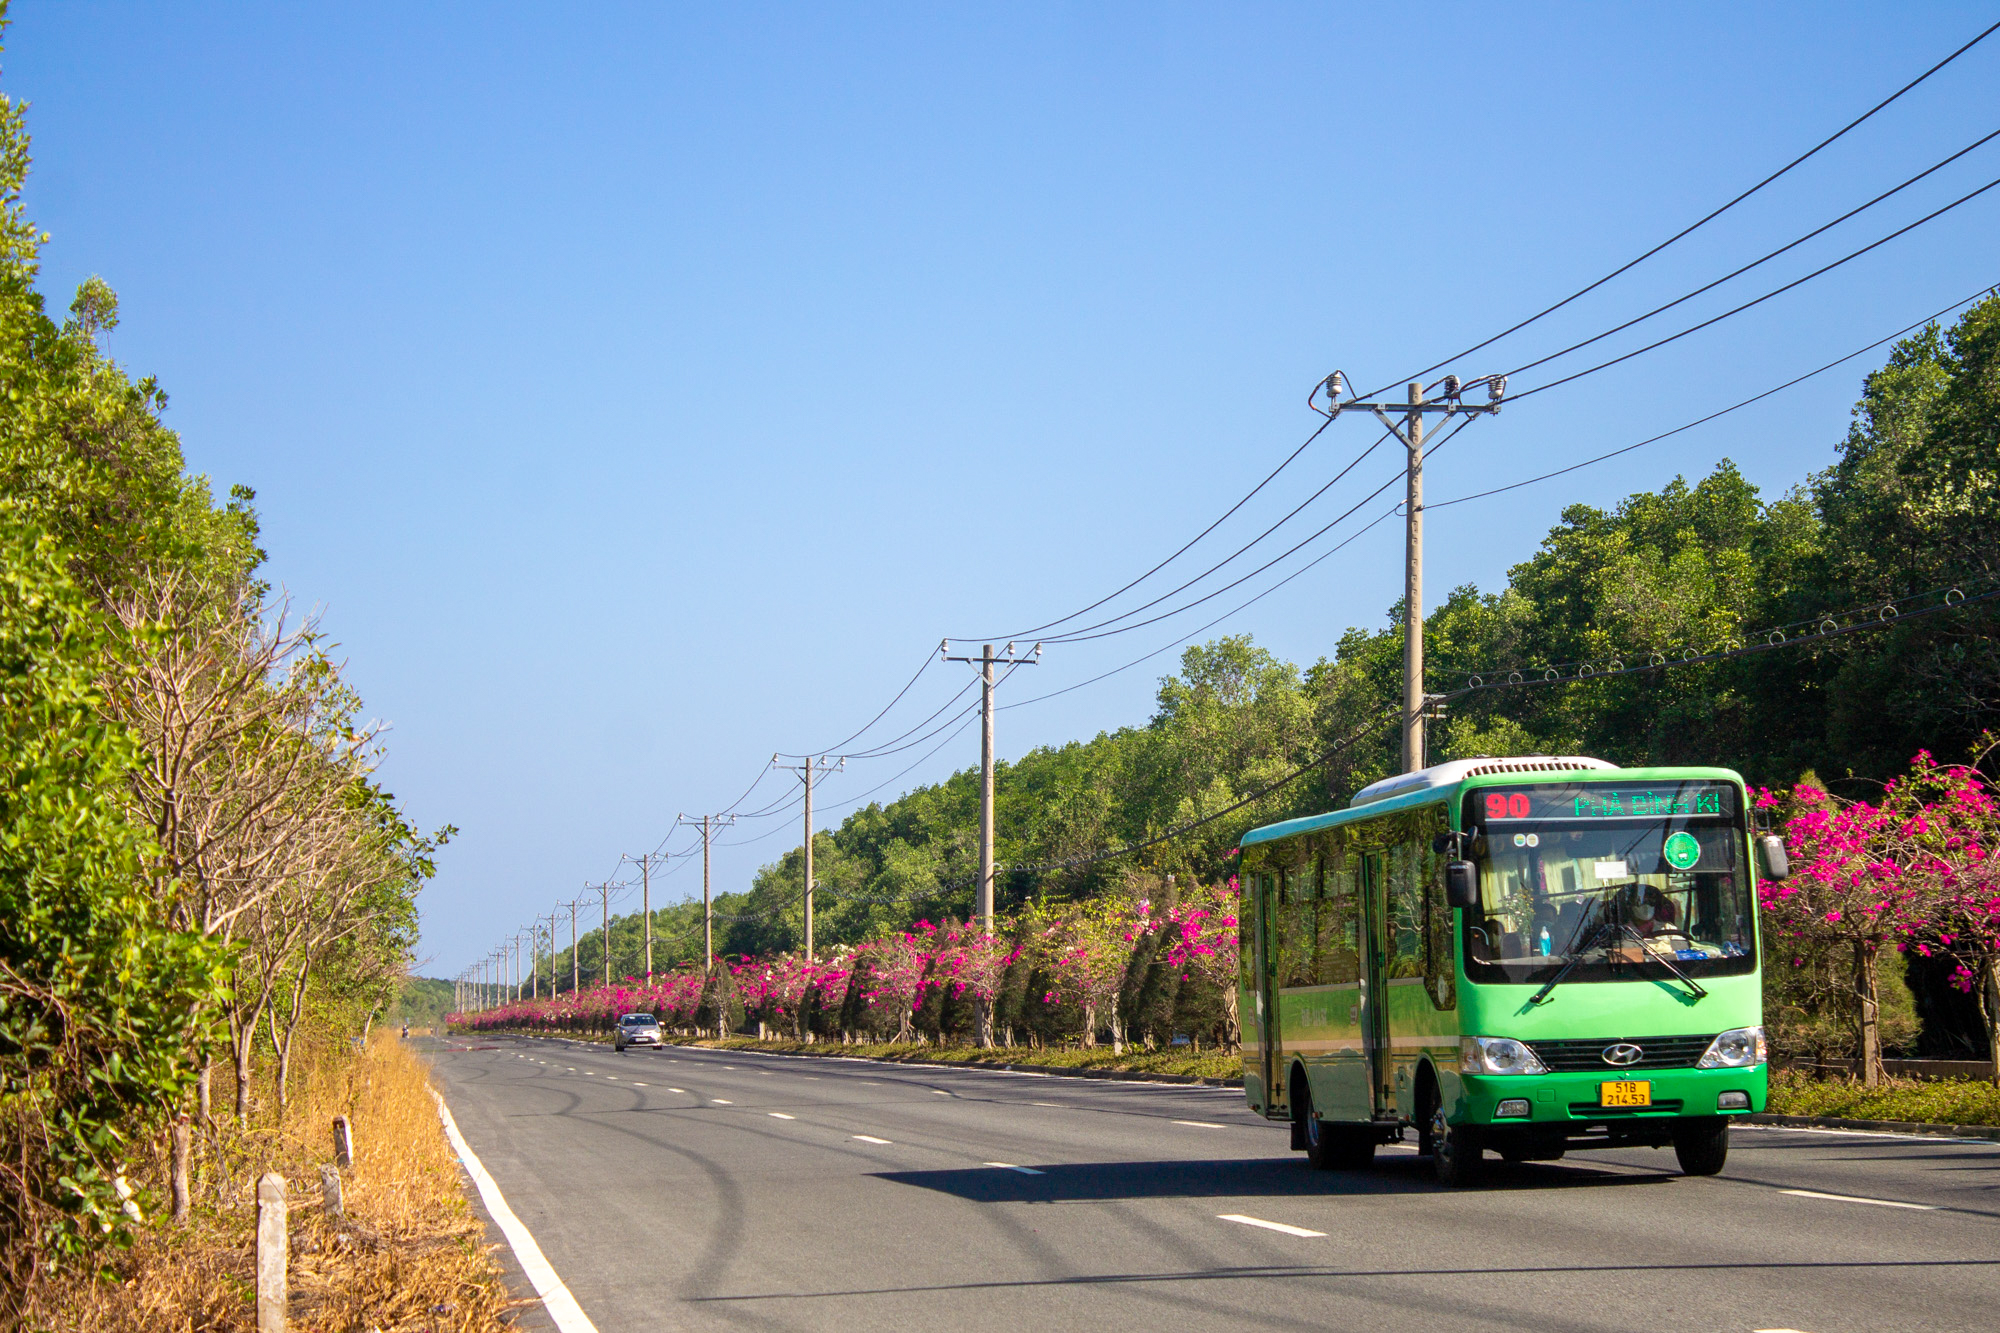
[{"left": 1484, "top": 792, "right": 1532, "bottom": 820}]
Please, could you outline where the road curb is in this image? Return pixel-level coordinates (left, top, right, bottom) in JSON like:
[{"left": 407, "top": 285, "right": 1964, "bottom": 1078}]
[
  {"left": 491, "top": 1031, "right": 1246, "bottom": 1087},
  {"left": 1748, "top": 1112, "right": 2000, "bottom": 1141}
]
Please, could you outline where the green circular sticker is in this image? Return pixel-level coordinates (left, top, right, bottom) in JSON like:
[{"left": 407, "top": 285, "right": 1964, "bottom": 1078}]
[{"left": 1663, "top": 831, "right": 1701, "bottom": 871}]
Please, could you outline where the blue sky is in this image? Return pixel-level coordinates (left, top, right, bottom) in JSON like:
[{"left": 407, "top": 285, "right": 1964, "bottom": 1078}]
[{"left": 8, "top": 3, "right": 1998, "bottom": 976}]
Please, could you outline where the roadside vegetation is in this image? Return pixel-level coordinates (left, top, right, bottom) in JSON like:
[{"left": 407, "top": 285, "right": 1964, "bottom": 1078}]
[
  {"left": 1766, "top": 1068, "right": 2000, "bottom": 1128},
  {"left": 22, "top": 1035, "right": 516, "bottom": 1332},
  {"left": 0, "top": 16, "right": 491, "bottom": 1324},
  {"left": 461, "top": 874, "right": 1241, "bottom": 1057}
]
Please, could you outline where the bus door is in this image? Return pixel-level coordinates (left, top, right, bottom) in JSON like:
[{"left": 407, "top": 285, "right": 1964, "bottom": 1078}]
[
  {"left": 1255, "top": 872, "right": 1285, "bottom": 1118},
  {"left": 1360, "top": 851, "right": 1394, "bottom": 1118}
]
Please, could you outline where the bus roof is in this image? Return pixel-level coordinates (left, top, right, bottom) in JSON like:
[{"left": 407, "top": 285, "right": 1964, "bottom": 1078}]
[{"left": 1238, "top": 759, "right": 1747, "bottom": 848}]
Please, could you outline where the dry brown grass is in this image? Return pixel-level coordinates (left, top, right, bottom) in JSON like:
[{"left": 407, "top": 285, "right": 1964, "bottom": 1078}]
[{"left": 21, "top": 1034, "right": 524, "bottom": 1332}]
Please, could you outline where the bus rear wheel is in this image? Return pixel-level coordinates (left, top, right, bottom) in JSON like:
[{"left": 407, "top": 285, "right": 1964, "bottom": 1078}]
[
  {"left": 1429, "top": 1106, "right": 1485, "bottom": 1187},
  {"left": 1296, "top": 1084, "right": 1375, "bottom": 1171},
  {"left": 1672, "top": 1118, "right": 1730, "bottom": 1176}
]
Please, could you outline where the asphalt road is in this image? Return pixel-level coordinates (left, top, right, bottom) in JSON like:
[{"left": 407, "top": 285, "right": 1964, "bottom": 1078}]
[{"left": 427, "top": 1036, "right": 1999, "bottom": 1333}]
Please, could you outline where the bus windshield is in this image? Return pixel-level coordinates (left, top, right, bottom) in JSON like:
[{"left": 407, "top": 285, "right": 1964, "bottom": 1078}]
[{"left": 1461, "top": 780, "right": 1755, "bottom": 986}]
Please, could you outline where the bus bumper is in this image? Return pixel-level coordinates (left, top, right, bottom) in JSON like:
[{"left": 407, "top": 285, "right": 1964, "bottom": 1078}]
[{"left": 1453, "top": 1066, "right": 1768, "bottom": 1149}]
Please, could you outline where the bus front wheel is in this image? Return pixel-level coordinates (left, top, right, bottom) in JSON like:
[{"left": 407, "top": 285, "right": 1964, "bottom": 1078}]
[
  {"left": 1672, "top": 1118, "right": 1730, "bottom": 1176},
  {"left": 1429, "top": 1106, "right": 1485, "bottom": 1187}
]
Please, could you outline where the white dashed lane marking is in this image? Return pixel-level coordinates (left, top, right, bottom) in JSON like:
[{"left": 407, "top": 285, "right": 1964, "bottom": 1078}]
[
  {"left": 986, "top": 1162, "right": 1045, "bottom": 1175},
  {"left": 1174, "top": 1120, "right": 1225, "bottom": 1129},
  {"left": 1780, "top": 1189, "right": 1934, "bottom": 1211},
  {"left": 769, "top": 1113, "right": 795, "bottom": 1120},
  {"left": 1219, "top": 1214, "right": 1326, "bottom": 1238},
  {"left": 853, "top": 1135, "right": 892, "bottom": 1144},
  {"left": 712, "top": 1099, "right": 733, "bottom": 1105}
]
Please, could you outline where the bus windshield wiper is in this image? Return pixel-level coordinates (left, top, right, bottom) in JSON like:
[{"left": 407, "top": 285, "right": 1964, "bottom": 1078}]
[
  {"left": 1529, "top": 921, "right": 1611, "bottom": 1006},
  {"left": 1623, "top": 925, "right": 1708, "bottom": 1000}
]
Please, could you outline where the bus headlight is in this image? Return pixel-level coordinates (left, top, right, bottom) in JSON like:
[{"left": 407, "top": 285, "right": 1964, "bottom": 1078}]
[
  {"left": 1697, "top": 1027, "right": 1767, "bottom": 1069},
  {"left": 1461, "top": 1036, "right": 1548, "bottom": 1075}
]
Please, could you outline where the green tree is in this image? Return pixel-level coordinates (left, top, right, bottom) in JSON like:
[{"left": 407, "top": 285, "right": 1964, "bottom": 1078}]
[{"left": 0, "top": 520, "right": 221, "bottom": 1286}]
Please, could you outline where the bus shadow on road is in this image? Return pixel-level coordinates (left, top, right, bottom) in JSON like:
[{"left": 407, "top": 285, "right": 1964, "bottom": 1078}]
[{"left": 874, "top": 1154, "right": 1675, "bottom": 1204}]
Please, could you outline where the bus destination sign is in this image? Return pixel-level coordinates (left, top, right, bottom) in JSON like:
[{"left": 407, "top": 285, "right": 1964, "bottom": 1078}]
[{"left": 1476, "top": 782, "right": 1735, "bottom": 824}]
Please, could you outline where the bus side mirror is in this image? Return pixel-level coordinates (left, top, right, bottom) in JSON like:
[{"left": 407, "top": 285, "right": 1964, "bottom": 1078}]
[
  {"left": 1757, "top": 834, "right": 1790, "bottom": 882},
  {"left": 1445, "top": 860, "right": 1480, "bottom": 909}
]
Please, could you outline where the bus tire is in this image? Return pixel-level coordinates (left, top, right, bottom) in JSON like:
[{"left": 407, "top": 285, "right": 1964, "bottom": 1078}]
[
  {"left": 1430, "top": 1106, "right": 1485, "bottom": 1187},
  {"left": 1672, "top": 1118, "right": 1729, "bottom": 1176},
  {"left": 1294, "top": 1078, "right": 1373, "bottom": 1170},
  {"left": 1294, "top": 1081, "right": 1333, "bottom": 1171}
]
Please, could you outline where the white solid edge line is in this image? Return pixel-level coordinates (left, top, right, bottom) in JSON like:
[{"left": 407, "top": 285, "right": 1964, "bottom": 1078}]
[
  {"left": 432, "top": 1090, "right": 600, "bottom": 1333},
  {"left": 986, "top": 1162, "right": 1046, "bottom": 1175},
  {"left": 1218, "top": 1213, "right": 1327, "bottom": 1238},
  {"left": 1745, "top": 1123, "right": 2000, "bottom": 1147},
  {"left": 1780, "top": 1188, "right": 1935, "bottom": 1210}
]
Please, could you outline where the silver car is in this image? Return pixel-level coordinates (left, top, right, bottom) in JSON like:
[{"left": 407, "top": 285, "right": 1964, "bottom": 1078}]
[{"left": 614, "top": 1012, "right": 663, "bottom": 1052}]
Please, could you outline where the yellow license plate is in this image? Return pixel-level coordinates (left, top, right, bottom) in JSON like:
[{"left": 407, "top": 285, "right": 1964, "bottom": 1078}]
[{"left": 1600, "top": 1080, "right": 1652, "bottom": 1107}]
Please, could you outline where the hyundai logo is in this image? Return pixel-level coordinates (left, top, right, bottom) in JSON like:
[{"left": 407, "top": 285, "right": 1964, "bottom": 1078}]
[{"left": 1602, "top": 1043, "right": 1644, "bottom": 1067}]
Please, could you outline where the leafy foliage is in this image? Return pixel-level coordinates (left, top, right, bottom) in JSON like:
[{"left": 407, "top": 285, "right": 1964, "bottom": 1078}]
[{"left": 0, "top": 520, "right": 222, "bottom": 1280}]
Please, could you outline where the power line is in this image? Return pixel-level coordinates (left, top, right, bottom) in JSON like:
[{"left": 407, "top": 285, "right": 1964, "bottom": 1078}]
[
  {"left": 998, "top": 507, "right": 1403, "bottom": 712},
  {"left": 1429, "top": 283, "right": 1998, "bottom": 512},
  {"left": 1495, "top": 127, "right": 2000, "bottom": 386},
  {"left": 777, "top": 646, "right": 941, "bottom": 758},
  {"left": 1043, "top": 414, "right": 1482, "bottom": 645},
  {"left": 957, "top": 415, "right": 1336, "bottom": 642},
  {"left": 839, "top": 674, "right": 981, "bottom": 759},
  {"left": 819, "top": 714, "right": 981, "bottom": 812},
  {"left": 1372, "top": 16, "right": 2000, "bottom": 396},
  {"left": 953, "top": 30, "right": 2000, "bottom": 662},
  {"left": 1028, "top": 426, "right": 1395, "bottom": 643},
  {"left": 1506, "top": 170, "right": 2000, "bottom": 403}
]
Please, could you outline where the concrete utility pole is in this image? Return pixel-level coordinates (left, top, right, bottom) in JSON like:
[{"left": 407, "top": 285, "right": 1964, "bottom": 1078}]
[
  {"left": 593, "top": 882, "right": 615, "bottom": 987},
  {"left": 943, "top": 641, "right": 1041, "bottom": 931},
  {"left": 1312, "top": 371, "right": 1506, "bottom": 773},
  {"left": 546, "top": 912, "right": 559, "bottom": 995},
  {"left": 569, "top": 899, "right": 581, "bottom": 995},
  {"left": 774, "top": 757, "right": 843, "bottom": 958},
  {"left": 677, "top": 813, "right": 738, "bottom": 966},
  {"left": 624, "top": 852, "right": 668, "bottom": 977},
  {"left": 1402, "top": 382, "right": 1426, "bottom": 776}
]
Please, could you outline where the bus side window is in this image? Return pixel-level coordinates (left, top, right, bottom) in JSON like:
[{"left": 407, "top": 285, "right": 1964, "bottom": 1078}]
[
  {"left": 1385, "top": 843, "right": 1424, "bottom": 979},
  {"left": 1276, "top": 863, "right": 1316, "bottom": 989},
  {"left": 1240, "top": 875, "right": 1268, "bottom": 995},
  {"left": 1420, "top": 826, "right": 1457, "bottom": 1011},
  {"left": 1315, "top": 851, "right": 1360, "bottom": 985}
]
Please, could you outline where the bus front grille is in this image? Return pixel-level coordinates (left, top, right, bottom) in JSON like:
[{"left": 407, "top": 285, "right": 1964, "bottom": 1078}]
[
  {"left": 1568, "top": 1100, "right": 1686, "bottom": 1117},
  {"left": 1527, "top": 1034, "right": 1716, "bottom": 1071}
]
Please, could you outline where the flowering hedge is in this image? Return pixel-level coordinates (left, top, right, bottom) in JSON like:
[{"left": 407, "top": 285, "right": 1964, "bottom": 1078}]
[
  {"left": 451, "top": 875, "right": 1242, "bottom": 1051},
  {"left": 1759, "top": 750, "right": 2000, "bottom": 1084}
]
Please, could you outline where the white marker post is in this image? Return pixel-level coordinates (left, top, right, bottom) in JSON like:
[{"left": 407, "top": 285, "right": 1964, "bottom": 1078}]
[{"left": 256, "top": 1173, "right": 287, "bottom": 1331}]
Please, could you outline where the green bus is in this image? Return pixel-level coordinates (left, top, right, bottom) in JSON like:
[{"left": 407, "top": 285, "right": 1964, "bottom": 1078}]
[{"left": 1238, "top": 756, "right": 1786, "bottom": 1185}]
